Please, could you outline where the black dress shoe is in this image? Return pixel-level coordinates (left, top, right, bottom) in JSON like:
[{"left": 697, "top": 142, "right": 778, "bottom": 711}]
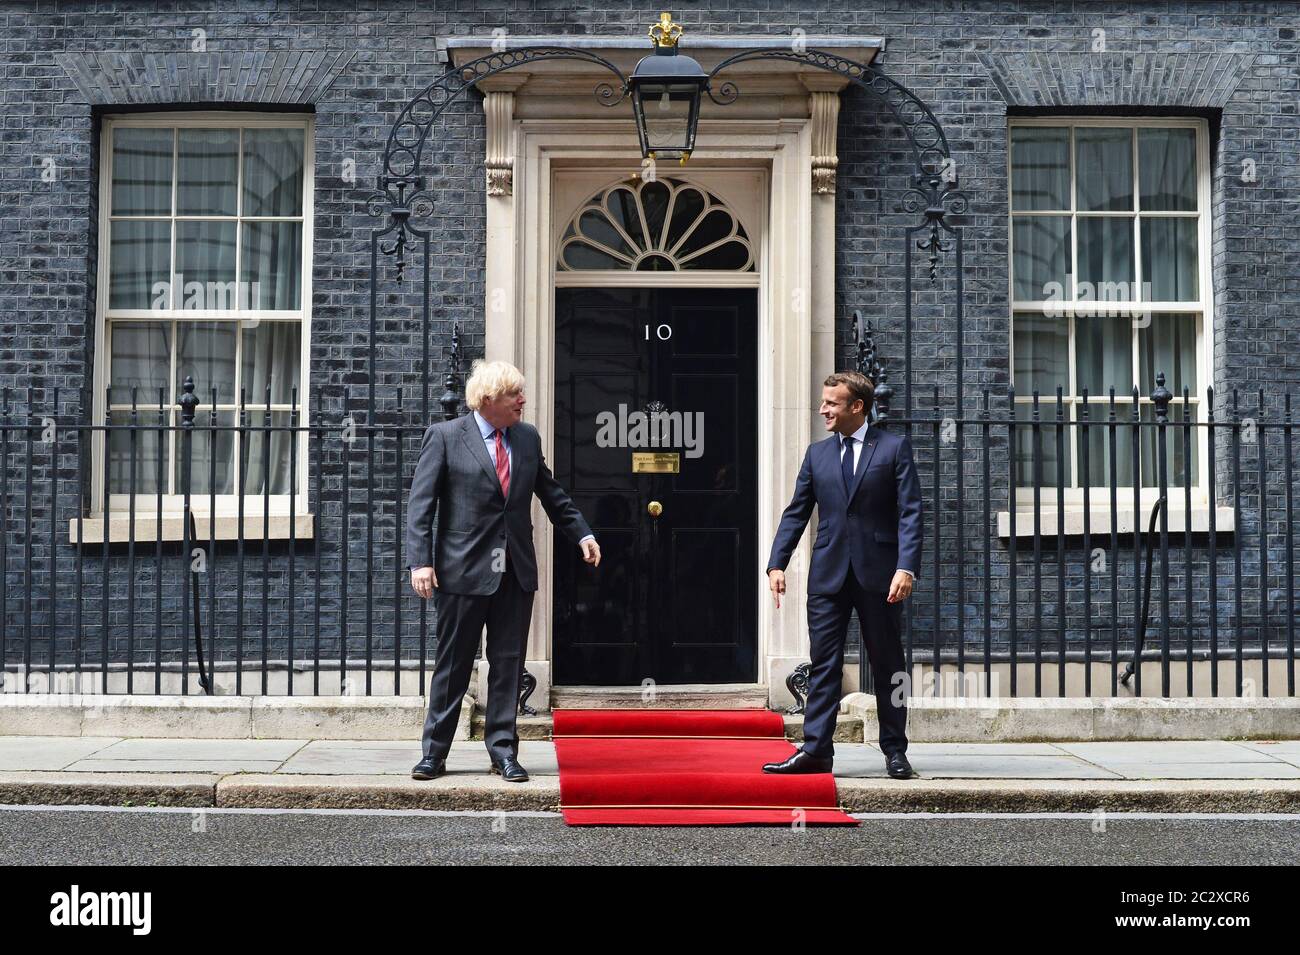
[
  {"left": 762, "top": 750, "right": 834, "bottom": 774},
  {"left": 411, "top": 755, "right": 446, "bottom": 780},
  {"left": 885, "top": 751, "right": 916, "bottom": 779},
  {"left": 490, "top": 755, "right": 529, "bottom": 782}
]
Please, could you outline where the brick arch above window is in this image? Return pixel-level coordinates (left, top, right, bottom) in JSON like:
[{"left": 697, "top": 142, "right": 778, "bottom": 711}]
[
  {"left": 977, "top": 51, "right": 1255, "bottom": 109},
  {"left": 56, "top": 51, "right": 354, "bottom": 107}
]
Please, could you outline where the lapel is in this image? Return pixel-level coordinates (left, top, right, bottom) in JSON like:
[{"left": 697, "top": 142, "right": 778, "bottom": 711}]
[
  {"left": 460, "top": 414, "right": 504, "bottom": 500},
  {"left": 846, "top": 424, "right": 879, "bottom": 504}
]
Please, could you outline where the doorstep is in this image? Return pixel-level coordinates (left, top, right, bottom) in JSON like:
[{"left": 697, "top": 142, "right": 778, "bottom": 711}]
[
  {"left": 470, "top": 710, "right": 864, "bottom": 743},
  {"left": 548, "top": 684, "right": 770, "bottom": 709}
]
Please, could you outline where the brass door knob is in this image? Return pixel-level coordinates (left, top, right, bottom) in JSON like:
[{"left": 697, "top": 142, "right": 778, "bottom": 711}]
[{"left": 647, "top": 500, "right": 663, "bottom": 518}]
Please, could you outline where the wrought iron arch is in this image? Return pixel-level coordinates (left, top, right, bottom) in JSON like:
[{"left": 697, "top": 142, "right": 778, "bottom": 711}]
[{"left": 367, "top": 44, "right": 969, "bottom": 419}]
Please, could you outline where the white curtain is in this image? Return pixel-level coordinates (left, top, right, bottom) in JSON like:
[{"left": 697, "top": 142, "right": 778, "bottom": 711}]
[{"left": 240, "top": 323, "right": 300, "bottom": 495}]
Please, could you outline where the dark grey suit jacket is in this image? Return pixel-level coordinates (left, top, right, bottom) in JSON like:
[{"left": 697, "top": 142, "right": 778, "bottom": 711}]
[{"left": 405, "top": 413, "right": 594, "bottom": 595}]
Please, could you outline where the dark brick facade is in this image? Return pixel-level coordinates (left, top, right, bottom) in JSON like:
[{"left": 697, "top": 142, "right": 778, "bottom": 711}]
[{"left": 1, "top": 1, "right": 1297, "bottom": 693}]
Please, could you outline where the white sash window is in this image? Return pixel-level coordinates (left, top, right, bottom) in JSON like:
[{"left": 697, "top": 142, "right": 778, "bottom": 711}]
[
  {"left": 92, "top": 113, "right": 313, "bottom": 533},
  {"left": 1009, "top": 117, "right": 1211, "bottom": 505}
]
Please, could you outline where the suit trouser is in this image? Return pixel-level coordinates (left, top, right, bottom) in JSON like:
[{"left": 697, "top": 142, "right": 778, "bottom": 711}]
[
  {"left": 420, "top": 559, "right": 535, "bottom": 763},
  {"left": 801, "top": 568, "right": 908, "bottom": 760}
]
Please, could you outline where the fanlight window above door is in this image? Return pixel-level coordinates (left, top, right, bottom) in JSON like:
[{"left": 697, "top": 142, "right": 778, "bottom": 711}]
[{"left": 557, "top": 177, "right": 754, "bottom": 272}]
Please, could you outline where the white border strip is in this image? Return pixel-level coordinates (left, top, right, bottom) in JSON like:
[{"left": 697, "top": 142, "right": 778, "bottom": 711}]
[{"left": 1, "top": 805, "right": 1298, "bottom": 821}]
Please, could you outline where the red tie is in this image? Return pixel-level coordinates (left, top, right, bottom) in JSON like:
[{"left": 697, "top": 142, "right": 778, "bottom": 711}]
[{"left": 494, "top": 428, "right": 511, "bottom": 498}]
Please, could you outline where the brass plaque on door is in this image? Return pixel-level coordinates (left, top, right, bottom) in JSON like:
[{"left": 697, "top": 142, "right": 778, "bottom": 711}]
[{"left": 632, "top": 452, "right": 680, "bottom": 473}]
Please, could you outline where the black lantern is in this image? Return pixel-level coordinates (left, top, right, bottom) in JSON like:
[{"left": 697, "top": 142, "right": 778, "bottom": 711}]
[{"left": 629, "top": 13, "right": 708, "bottom": 164}]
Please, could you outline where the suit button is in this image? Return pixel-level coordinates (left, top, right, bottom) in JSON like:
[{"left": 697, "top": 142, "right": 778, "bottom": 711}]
[{"left": 500, "top": 532, "right": 506, "bottom": 539}]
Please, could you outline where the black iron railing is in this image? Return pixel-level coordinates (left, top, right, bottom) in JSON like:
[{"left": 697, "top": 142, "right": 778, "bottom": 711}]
[
  {"left": 864, "top": 375, "right": 1297, "bottom": 701},
  {"left": 0, "top": 372, "right": 1295, "bottom": 699}
]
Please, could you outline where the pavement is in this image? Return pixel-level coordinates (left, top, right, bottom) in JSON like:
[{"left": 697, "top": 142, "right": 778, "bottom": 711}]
[{"left": 1, "top": 736, "right": 1299, "bottom": 813}]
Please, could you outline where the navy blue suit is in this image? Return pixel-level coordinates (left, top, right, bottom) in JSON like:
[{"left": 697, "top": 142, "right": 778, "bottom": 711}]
[{"left": 767, "top": 424, "right": 923, "bottom": 759}]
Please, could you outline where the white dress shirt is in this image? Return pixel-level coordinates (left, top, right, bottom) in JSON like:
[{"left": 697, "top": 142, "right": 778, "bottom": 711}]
[
  {"left": 473, "top": 411, "right": 594, "bottom": 548},
  {"left": 840, "top": 421, "right": 915, "bottom": 582},
  {"left": 839, "top": 419, "right": 871, "bottom": 472}
]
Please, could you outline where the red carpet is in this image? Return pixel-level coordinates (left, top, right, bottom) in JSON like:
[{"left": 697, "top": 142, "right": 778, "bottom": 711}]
[{"left": 552, "top": 708, "right": 857, "bottom": 826}]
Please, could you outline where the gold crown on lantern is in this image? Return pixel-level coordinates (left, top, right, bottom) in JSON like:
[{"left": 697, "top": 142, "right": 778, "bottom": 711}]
[{"left": 648, "top": 12, "right": 683, "bottom": 48}]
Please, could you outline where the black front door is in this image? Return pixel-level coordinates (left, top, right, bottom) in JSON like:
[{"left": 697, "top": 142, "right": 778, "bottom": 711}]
[{"left": 553, "top": 287, "right": 758, "bottom": 685}]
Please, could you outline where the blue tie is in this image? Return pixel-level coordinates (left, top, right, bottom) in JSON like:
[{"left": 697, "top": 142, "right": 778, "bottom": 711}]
[{"left": 841, "top": 434, "right": 855, "bottom": 493}]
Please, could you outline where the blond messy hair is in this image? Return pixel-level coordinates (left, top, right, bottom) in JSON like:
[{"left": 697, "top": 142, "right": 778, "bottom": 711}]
[{"left": 465, "top": 359, "right": 525, "bottom": 410}]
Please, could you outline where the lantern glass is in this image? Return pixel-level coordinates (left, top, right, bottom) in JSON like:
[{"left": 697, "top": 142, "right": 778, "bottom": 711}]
[{"left": 635, "top": 82, "right": 699, "bottom": 157}]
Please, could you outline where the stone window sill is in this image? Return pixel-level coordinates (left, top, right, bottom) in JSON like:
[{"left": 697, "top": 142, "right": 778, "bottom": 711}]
[
  {"left": 996, "top": 506, "right": 1235, "bottom": 539},
  {"left": 69, "top": 514, "right": 315, "bottom": 544}
]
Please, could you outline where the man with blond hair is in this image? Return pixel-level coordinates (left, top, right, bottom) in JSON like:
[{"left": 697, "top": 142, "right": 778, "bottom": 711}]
[{"left": 406, "top": 359, "right": 600, "bottom": 782}]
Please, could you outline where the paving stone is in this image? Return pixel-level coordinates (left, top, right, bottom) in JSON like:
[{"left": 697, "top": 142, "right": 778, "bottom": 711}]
[
  {"left": 87, "top": 738, "right": 308, "bottom": 761},
  {"left": 0, "top": 736, "right": 123, "bottom": 771},
  {"left": 1056, "top": 741, "right": 1287, "bottom": 765}
]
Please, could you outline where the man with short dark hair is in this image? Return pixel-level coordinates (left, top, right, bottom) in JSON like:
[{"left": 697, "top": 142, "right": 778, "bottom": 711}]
[{"left": 764, "top": 370, "right": 923, "bottom": 779}]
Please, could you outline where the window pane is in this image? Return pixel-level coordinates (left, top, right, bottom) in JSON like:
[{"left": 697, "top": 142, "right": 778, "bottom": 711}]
[
  {"left": 562, "top": 241, "right": 627, "bottom": 270},
  {"left": 241, "top": 222, "right": 302, "bottom": 309},
  {"left": 240, "top": 411, "right": 295, "bottom": 494},
  {"left": 681, "top": 242, "right": 754, "bottom": 272},
  {"left": 1074, "top": 316, "right": 1133, "bottom": 397},
  {"left": 1140, "top": 404, "right": 1199, "bottom": 488},
  {"left": 635, "top": 253, "right": 674, "bottom": 272},
  {"left": 1138, "top": 313, "right": 1198, "bottom": 397},
  {"left": 174, "top": 412, "right": 236, "bottom": 495},
  {"left": 177, "top": 128, "right": 238, "bottom": 216},
  {"left": 1139, "top": 128, "right": 1197, "bottom": 211},
  {"left": 1010, "top": 127, "right": 1069, "bottom": 210},
  {"left": 641, "top": 181, "right": 670, "bottom": 246},
  {"left": 578, "top": 209, "right": 635, "bottom": 258},
  {"left": 604, "top": 187, "right": 646, "bottom": 248},
  {"left": 1075, "top": 127, "right": 1133, "bottom": 211},
  {"left": 677, "top": 209, "right": 734, "bottom": 256},
  {"left": 175, "top": 221, "right": 237, "bottom": 309},
  {"left": 109, "top": 322, "right": 171, "bottom": 404},
  {"left": 177, "top": 321, "right": 237, "bottom": 404},
  {"left": 664, "top": 187, "right": 706, "bottom": 248},
  {"left": 1014, "top": 402, "right": 1069, "bottom": 488},
  {"left": 682, "top": 241, "right": 750, "bottom": 270},
  {"left": 108, "top": 220, "right": 171, "bottom": 310},
  {"left": 1013, "top": 313, "right": 1069, "bottom": 395},
  {"left": 242, "top": 128, "right": 304, "bottom": 217},
  {"left": 1076, "top": 405, "right": 1137, "bottom": 488},
  {"left": 1077, "top": 216, "right": 1134, "bottom": 291},
  {"left": 108, "top": 413, "right": 165, "bottom": 494},
  {"left": 111, "top": 127, "right": 173, "bottom": 216},
  {"left": 242, "top": 321, "right": 301, "bottom": 405},
  {"left": 1141, "top": 217, "right": 1198, "bottom": 301},
  {"left": 1012, "top": 216, "right": 1070, "bottom": 300}
]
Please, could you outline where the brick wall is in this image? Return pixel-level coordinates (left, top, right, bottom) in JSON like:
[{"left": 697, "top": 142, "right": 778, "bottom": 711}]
[{"left": 0, "top": 1, "right": 1296, "bottom": 690}]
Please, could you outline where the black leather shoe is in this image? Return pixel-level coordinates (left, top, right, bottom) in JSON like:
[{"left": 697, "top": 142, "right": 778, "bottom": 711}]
[
  {"left": 885, "top": 751, "right": 916, "bottom": 779},
  {"left": 411, "top": 755, "right": 446, "bottom": 780},
  {"left": 490, "top": 755, "right": 529, "bottom": 782},
  {"left": 762, "top": 750, "right": 834, "bottom": 774}
]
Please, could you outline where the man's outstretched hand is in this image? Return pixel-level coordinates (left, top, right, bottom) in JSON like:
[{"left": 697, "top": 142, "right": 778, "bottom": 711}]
[
  {"left": 411, "top": 566, "right": 437, "bottom": 600},
  {"left": 768, "top": 569, "right": 786, "bottom": 609},
  {"left": 582, "top": 538, "right": 601, "bottom": 567}
]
